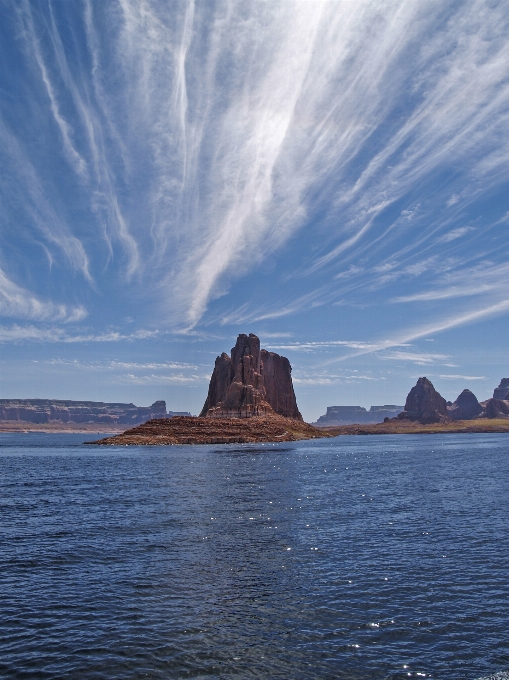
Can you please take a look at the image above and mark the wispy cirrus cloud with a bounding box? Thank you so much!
[0,270,87,323]
[0,324,162,343]
[439,374,486,381]
[2,0,507,419]
[324,297,509,365]
[378,351,450,365]
[2,0,507,333]
[39,358,198,370]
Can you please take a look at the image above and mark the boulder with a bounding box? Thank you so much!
[398,377,449,424]
[447,389,482,420]
[200,333,302,420]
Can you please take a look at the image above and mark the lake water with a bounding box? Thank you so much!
[0,432,508,679]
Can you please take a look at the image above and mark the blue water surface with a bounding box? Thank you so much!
[0,432,508,679]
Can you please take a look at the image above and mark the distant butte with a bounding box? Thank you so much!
[92,334,328,446]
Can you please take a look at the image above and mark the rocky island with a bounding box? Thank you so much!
[92,334,329,445]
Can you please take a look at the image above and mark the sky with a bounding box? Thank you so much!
[1,0,508,421]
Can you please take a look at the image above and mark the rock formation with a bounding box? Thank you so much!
[447,389,483,421]
[0,399,189,426]
[200,333,302,420]
[314,405,404,426]
[91,415,328,446]
[493,378,509,400]
[397,377,449,424]
[481,398,509,418]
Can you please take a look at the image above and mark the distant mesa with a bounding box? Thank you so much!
[315,377,509,429]
[314,405,403,426]
[0,399,190,426]
[200,333,302,420]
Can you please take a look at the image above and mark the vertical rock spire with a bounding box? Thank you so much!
[200,333,302,420]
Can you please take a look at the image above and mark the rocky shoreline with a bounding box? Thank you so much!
[319,418,509,436]
[88,415,330,446]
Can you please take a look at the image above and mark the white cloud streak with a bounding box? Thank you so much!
[326,297,509,364]
[439,374,486,380]
[0,270,87,322]
[2,0,509,333]
[0,325,163,343]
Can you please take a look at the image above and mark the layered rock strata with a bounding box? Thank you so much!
[200,333,302,420]
[0,399,187,426]
[315,405,404,426]
[91,415,327,446]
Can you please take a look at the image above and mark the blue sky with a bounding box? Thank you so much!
[1,0,508,421]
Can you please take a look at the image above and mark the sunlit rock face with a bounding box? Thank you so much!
[398,377,449,424]
[448,389,483,421]
[200,333,302,420]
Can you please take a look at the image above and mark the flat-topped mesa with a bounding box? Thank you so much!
[398,377,449,424]
[200,333,302,420]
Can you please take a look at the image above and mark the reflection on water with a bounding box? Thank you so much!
[0,432,508,679]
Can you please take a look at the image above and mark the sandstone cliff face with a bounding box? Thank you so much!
[447,389,483,421]
[260,349,301,420]
[398,377,449,424]
[200,333,302,420]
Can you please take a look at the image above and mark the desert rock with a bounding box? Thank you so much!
[200,333,302,420]
[90,414,327,446]
[0,398,186,426]
[493,378,509,400]
[398,377,449,424]
[482,398,509,418]
[447,389,483,420]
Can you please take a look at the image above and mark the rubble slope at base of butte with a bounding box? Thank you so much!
[394,377,509,425]
[91,333,329,446]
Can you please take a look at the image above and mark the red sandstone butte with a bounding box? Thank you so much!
[91,333,328,446]
[200,333,302,420]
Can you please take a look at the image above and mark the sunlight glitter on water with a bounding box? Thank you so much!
[0,432,508,679]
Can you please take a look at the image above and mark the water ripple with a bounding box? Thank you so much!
[0,432,508,678]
